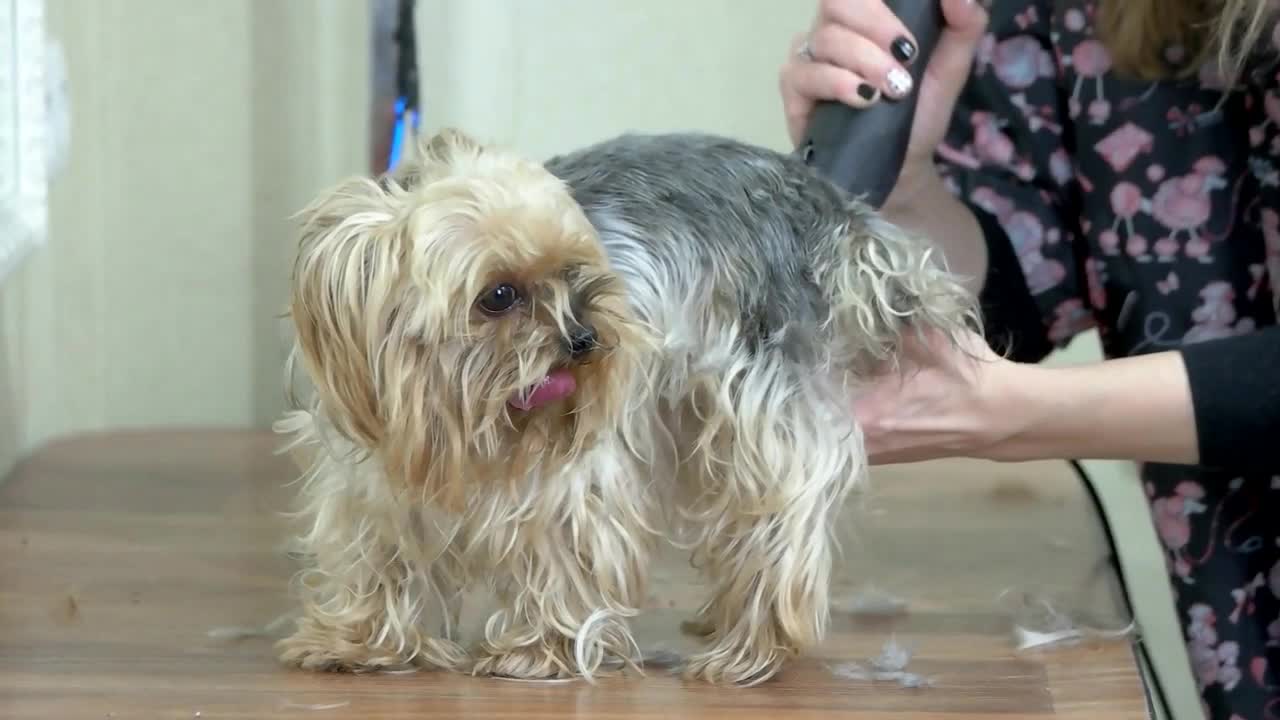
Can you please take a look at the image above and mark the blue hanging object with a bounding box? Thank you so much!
[387,0,419,171]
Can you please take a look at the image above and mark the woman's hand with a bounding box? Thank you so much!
[777,0,988,202]
[853,327,1203,467]
[852,327,1027,465]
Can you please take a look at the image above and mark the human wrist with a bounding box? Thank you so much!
[968,358,1056,463]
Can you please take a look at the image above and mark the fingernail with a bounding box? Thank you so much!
[886,67,913,97]
[891,36,917,63]
[856,83,878,101]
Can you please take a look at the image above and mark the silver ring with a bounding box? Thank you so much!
[796,38,815,61]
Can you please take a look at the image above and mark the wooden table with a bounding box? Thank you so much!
[0,430,1152,719]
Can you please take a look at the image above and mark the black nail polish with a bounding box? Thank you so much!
[856,83,877,100]
[891,36,917,63]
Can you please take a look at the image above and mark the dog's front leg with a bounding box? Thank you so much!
[276,480,470,673]
[468,445,655,681]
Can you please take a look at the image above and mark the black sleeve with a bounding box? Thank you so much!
[968,203,1056,364]
[1179,325,1280,473]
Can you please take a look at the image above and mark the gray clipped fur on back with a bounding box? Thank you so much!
[544,132,909,364]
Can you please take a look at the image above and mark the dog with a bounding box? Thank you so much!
[273,127,978,686]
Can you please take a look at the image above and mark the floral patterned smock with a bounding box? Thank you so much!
[934,1,1280,718]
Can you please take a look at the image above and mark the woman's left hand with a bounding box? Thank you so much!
[852,327,1028,465]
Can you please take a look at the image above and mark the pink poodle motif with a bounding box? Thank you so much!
[1098,160,1226,264]
[1150,157,1229,263]
[988,35,1053,90]
[1062,39,1113,123]
[975,31,1063,134]
[1154,483,1206,552]
[1187,605,1242,692]
[1007,210,1066,293]
[1152,482,1208,582]
[1062,7,1085,32]
[1218,642,1243,691]
[1100,182,1144,257]
[971,111,1015,165]
[1184,282,1257,344]
[967,112,1035,180]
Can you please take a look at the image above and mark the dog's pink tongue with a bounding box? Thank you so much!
[510,369,577,411]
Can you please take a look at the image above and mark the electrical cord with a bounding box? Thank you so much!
[1068,458,1172,720]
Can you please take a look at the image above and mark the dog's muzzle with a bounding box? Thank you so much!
[564,323,598,360]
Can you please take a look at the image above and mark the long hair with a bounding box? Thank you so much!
[1097,0,1276,83]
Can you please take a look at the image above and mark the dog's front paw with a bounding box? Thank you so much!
[277,618,468,673]
[681,644,792,686]
[470,642,576,680]
[277,629,396,673]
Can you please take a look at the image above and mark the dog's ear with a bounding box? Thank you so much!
[416,127,484,166]
[287,177,402,450]
[387,128,486,190]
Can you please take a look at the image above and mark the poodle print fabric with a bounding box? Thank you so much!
[936,2,1279,718]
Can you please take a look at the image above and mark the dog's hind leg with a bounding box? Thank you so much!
[677,358,863,685]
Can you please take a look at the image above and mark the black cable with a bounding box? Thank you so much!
[385,0,419,171]
[394,0,418,112]
[1068,458,1172,719]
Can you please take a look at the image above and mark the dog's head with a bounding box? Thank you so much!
[287,129,645,500]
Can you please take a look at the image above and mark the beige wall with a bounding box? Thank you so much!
[0,0,1102,481]
[0,2,1186,714]
[417,0,815,157]
[0,0,370,478]
[414,0,1106,365]
[0,0,827,478]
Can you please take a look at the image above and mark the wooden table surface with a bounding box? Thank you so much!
[0,430,1151,719]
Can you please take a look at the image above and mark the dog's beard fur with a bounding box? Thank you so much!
[274,128,979,685]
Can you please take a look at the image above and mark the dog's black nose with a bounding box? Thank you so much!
[566,324,598,359]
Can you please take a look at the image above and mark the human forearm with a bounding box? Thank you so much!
[882,169,988,294]
[991,351,1199,465]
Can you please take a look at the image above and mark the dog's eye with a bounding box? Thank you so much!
[477,283,520,314]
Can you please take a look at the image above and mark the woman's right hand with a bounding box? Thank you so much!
[777,0,988,201]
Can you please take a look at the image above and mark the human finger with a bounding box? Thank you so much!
[807,21,915,100]
[924,0,990,112]
[813,0,922,68]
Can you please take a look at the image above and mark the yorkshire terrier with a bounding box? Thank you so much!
[273,128,978,685]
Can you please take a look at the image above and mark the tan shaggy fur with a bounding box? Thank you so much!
[272,129,978,686]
